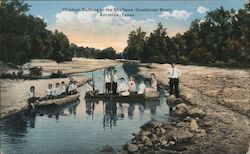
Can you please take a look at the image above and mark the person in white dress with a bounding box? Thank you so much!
[128,76,136,92]
[117,78,130,96]
[137,80,146,94]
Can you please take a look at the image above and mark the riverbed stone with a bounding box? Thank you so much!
[145,139,153,146]
[142,130,151,137]
[187,107,205,117]
[167,129,194,142]
[142,136,150,143]
[167,94,176,102]
[127,144,139,152]
[190,119,199,131]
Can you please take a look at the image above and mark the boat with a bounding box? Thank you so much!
[85,91,160,101]
[35,93,80,107]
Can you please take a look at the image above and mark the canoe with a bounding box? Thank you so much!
[35,93,80,107]
[85,91,160,101]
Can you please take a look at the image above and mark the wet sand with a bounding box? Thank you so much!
[135,63,250,153]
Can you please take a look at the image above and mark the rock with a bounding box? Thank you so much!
[184,92,192,99]
[168,129,194,142]
[161,140,168,145]
[195,129,207,137]
[169,141,175,145]
[176,103,188,110]
[127,144,139,152]
[142,136,150,143]
[142,130,151,137]
[100,145,114,152]
[161,128,166,134]
[152,133,158,141]
[145,139,153,146]
[190,119,199,131]
[167,94,176,102]
[188,107,205,117]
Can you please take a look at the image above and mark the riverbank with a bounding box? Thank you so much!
[121,63,250,153]
[0,58,121,119]
[29,58,121,76]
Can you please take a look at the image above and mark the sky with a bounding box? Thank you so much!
[26,0,247,52]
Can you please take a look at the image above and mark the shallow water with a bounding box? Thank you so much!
[0,64,170,154]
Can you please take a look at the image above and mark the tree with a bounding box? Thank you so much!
[98,47,117,59]
[123,27,146,60]
[142,23,168,63]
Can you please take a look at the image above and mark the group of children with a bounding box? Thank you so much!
[27,79,78,103]
[104,69,158,96]
[45,80,78,98]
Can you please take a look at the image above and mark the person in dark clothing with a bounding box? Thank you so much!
[168,63,181,98]
[112,70,118,94]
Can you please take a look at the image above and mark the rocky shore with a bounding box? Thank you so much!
[118,63,250,154]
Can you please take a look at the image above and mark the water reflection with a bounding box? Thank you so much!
[84,99,162,129]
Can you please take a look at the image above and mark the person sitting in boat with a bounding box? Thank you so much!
[68,80,78,95]
[85,79,97,96]
[137,80,146,94]
[128,76,136,93]
[145,73,157,93]
[112,69,118,94]
[60,81,66,95]
[27,86,39,108]
[117,78,130,96]
[104,69,112,94]
[46,84,53,98]
[52,82,62,97]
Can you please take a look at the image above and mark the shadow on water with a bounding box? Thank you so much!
[0,63,171,154]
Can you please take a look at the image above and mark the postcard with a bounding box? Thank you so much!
[0,0,249,153]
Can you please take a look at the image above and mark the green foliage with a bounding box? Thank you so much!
[98,47,117,59]
[0,0,73,64]
[190,48,214,64]
[29,67,42,77]
[123,27,146,60]
[123,4,250,67]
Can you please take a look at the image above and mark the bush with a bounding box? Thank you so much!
[29,67,42,77]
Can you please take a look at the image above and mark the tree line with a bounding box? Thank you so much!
[0,0,120,65]
[123,3,250,67]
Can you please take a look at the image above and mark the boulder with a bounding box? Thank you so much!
[167,95,176,102]
[187,107,205,117]
[190,119,199,131]
[142,136,150,143]
[176,103,188,110]
[167,129,194,142]
[127,144,139,152]
[145,139,153,146]
[169,141,175,145]
[141,130,151,137]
